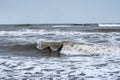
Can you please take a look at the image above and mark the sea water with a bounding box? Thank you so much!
[0,24,120,80]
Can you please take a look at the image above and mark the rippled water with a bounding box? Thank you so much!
[0,24,120,80]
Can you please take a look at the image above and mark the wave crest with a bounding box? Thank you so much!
[37,41,120,55]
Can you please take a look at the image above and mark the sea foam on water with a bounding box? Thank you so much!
[37,41,120,55]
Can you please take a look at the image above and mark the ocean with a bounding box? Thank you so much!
[0,24,120,80]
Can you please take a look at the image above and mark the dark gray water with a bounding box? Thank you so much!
[0,24,120,80]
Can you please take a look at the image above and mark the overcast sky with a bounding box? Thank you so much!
[0,0,120,24]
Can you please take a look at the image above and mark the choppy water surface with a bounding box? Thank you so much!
[0,24,120,80]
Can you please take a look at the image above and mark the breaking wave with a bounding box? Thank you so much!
[37,41,120,56]
[99,24,120,27]
[0,29,86,37]
[0,29,120,37]
[3,40,120,56]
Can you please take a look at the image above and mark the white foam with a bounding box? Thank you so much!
[0,29,46,36]
[60,42,120,55]
[0,29,118,37]
[1,29,120,47]
[0,55,120,80]
[99,24,120,27]
[0,29,100,37]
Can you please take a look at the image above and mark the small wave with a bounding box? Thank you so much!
[51,25,73,27]
[1,28,120,37]
[0,29,47,36]
[0,29,98,37]
[99,24,120,27]
[37,41,120,56]
[51,24,98,27]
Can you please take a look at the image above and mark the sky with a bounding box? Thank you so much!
[0,0,120,24]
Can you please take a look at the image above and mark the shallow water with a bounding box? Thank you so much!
[0,24,120,80]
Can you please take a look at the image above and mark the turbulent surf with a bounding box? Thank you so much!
[0,24,120,80]
[37,41,120,55]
